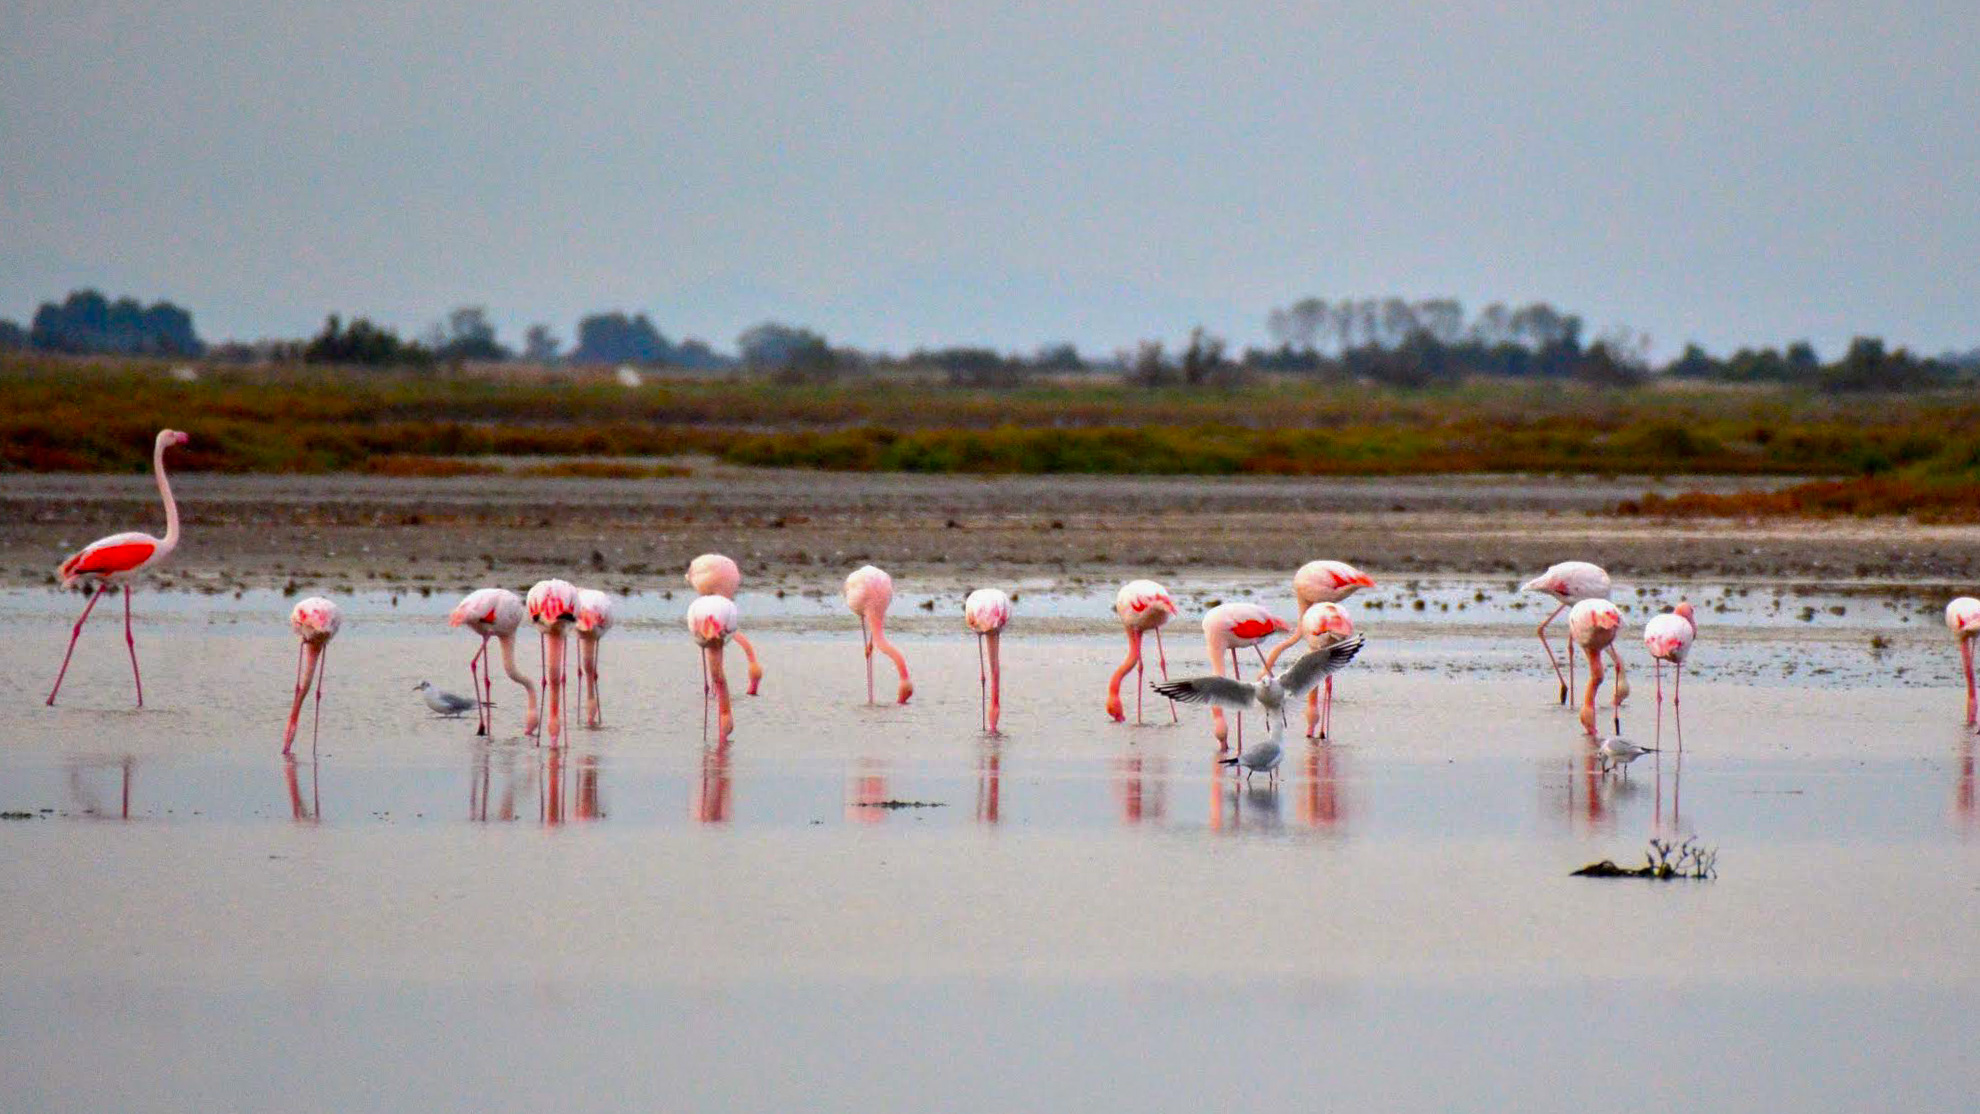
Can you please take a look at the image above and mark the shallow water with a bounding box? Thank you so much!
[3,581,1977,1112]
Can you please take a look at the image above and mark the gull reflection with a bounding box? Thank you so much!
[1210,757,1283,834]
[975,740,1002,825]
[695,743,732,824]
[67,755,135,821]
[1297,743,1345,832]
[1115,752,1168,826]
[284,757,320,823]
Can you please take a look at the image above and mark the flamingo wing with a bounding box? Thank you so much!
[59,533,159,583]
[1281,635,1365,697]
[1151,675,1257,710]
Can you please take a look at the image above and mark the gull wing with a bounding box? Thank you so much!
[1281,635,1365,697]
[1151,675,1257,710]
[438,692,478,713]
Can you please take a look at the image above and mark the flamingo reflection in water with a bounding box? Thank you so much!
[67,755,135,820]
[537,747,603,826]
[975,741,1002,824]
[1114,753,1168,825]
[695,744,733,824]
[284,758,320,823]
[847,758,889,824]
[468,745,525,823]
[1297,744,1344,831]
[1209,758,1284,834]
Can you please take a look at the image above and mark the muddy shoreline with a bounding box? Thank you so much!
[5,467,1978,590]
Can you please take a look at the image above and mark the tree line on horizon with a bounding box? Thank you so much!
[4,287,1975,393]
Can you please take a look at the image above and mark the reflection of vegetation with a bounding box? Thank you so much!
[3,357,1976,499]
[1574,838,1718,879]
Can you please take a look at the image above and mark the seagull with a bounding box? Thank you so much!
[1154,636,1365,747]
[414,681,478,718]
[1220,735,1285,784]
[1598,736,1658,775]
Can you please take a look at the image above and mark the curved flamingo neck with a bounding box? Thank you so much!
[154,435,180,553]
[1108,628,1143,694]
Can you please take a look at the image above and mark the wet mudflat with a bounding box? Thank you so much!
[2,580,1977,1112]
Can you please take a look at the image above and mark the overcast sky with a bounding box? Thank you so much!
[3,1,1975,358]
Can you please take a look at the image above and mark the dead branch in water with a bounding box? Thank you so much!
[1573,837,1717,879]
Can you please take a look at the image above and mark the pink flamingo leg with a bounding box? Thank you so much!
[1579,646,1603,738]
[535,632,547,744]
[122,585,143,707]
[312,642,328,755]
[733,632,763,696]
[1537,603,1568,705]
[1674,662,1684,750]
[700,643,711,741]
[471,637,488,736]
[282,641,321,756]
[1653,659,1664,749]
[709,645,733,743]
[46,583,110,706]
[978,632,988,733]
[861,615,875,706]
[1306,688,1321,739]
[985,629,1002,736]
[1231,647,1243,754]
[1155,627,1176,723]
[1964,638,1977,726]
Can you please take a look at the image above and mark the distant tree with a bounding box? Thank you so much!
[1822,336,1942,393]
[670,339,735,370]
[1033,343,1084,372]
[0,318,25,352]
[1181,326,1243,388]
[571,312,672,364]
[1570,342,1646,388]
[303,314,432,367]
[737,321,836,381]
[1122,340,1172,387]
[1665,342,1717,379]
[429,306,511,362]
[1785,340,1819,377]
[29,289,203,356]
[522,324,561,363]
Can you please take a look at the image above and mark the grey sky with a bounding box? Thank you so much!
[3,1,1975,359]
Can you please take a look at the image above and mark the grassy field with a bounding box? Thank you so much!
[7,355,1979,516]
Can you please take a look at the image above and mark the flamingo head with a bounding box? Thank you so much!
[1674,601,1696,624]
[157,429,190,450]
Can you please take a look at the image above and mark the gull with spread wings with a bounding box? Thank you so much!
[1154,635,1366,777]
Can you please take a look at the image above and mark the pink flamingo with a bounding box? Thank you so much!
[1261,560,1374,665]
[525,579,579,746]
[686,554,765,695]
[1200,601,1293,750]
[1643,601,1697,746]
[1523,561,1628,706]
[575,588,614,728]
[687,594,739,743]
[1263,601,1358,739]
[46,428,189,707]
[282,597,341,756]
[447,588,539,737]
[1568,598,1624,738]
[1106,579,1178,725]
[845,564,912,705]
[1948,597,1980,726]
[964,588,1012,734]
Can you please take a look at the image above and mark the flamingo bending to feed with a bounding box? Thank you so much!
[1643,601,1697,745]
[1567,598,1624,738]
[46,428,189,707]
[575,588,614,728]
[282,597,341,755]
[447,588,539,737]
[1262,560,1374,666]
[687,554,764,695]
[964,588,1012,734]
[845,565,912,705]
[1949,597,1980,726]
[1106,579,1178,725]
[526,579,579,746]
[687,594,739,743]
[1200,602,1293,749]
[1262,602,1359,739]
[1523,561,1629,706]
[1157,637,1366,780]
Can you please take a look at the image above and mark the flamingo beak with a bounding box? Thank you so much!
[1354,574,1376,588]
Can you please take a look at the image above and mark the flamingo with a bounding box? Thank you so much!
[687,594,739,743]
[46,428,189,707]
[525,579,579,746]
[447,588,539,737]
[1568,598,1624,738]
[1261,560,1374,665]
[964,588,1011,734]
[1200,602,1293,749]
[1523,561,1629,706]
[575,588,614,728]
[1262,601,1359,739]
[282,597,341,756]
[1643,601,1697,746]
[686,554,764,695]
[1157,637,1366,781]
[1106,579,1179,725]
[845,565,912,705]
[1948,597,1980,726]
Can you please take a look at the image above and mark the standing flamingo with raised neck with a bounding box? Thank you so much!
[845,565,912,705]
[687,554,765,695]
[1523,561,1628,706]
[282,597,341,756]
[1263,601,1358,739]
[1262,561,1374,669]
[574,588,614,728]
[964,588,1012,734]
[46,428,189,707]
[447,588,539,737]
[1106,579,1178,724]
[1568,598,1624,738]
[687,594,739,743]
[1200,602,1293,750]
[526,579,579,746]
[1643,601,1697,746]
[1948,597,1980,727]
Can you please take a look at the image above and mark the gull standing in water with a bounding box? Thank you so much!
[1599,736,1658,776]
[414,681,477,717]
[1156,636,1366,769]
